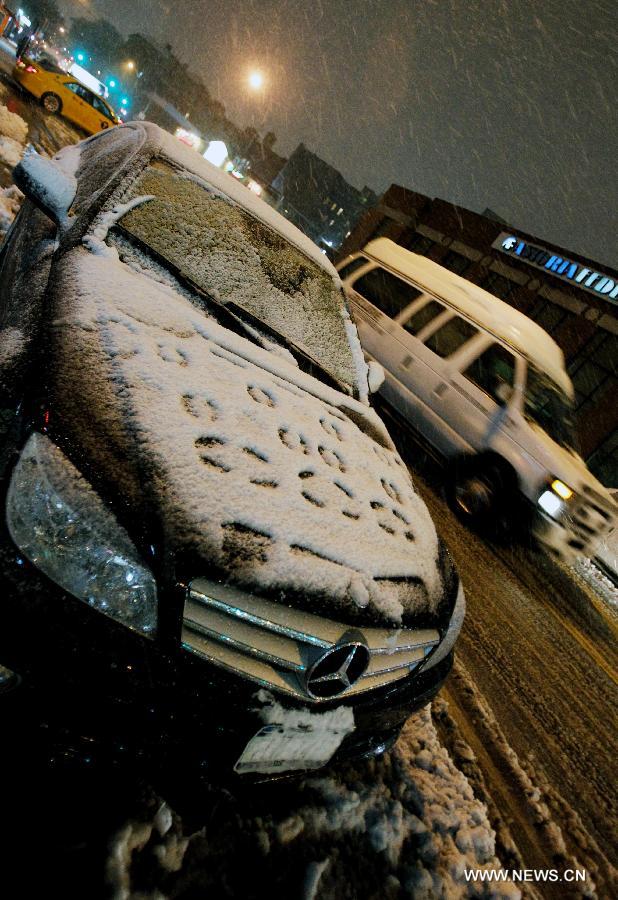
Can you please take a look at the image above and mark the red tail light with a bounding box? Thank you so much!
[25,65,38,74]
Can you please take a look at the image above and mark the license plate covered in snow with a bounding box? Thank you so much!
[235,706,355,775]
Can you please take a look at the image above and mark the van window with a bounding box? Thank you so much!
[424,315,478,358]
[463,343,516,405]
[338,257,368,280]
[402,298,445,336]
[353,267,422,318]
[525,366,577,451]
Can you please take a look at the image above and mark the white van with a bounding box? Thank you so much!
[337,238,616,561]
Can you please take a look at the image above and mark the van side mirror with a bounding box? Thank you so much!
[13,151,77,225]
[367,360,385,394]
[494,380,514,406]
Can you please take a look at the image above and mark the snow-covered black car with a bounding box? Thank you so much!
[0,123,464,779]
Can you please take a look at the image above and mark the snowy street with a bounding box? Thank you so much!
[0,40,616,900]
[394,429,618,897]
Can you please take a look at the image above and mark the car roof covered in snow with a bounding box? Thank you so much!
[118,121,340,279]
[347,238,572,396]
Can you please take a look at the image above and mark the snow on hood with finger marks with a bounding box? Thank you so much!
[50,246,442,624]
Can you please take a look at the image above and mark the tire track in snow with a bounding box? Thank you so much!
[406,466,618,896]
[439,661,615,898]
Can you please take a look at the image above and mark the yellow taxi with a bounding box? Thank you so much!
[13,58,120,135]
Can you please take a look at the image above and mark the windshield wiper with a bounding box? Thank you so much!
[223,298,350,394]
[114,225,351,395]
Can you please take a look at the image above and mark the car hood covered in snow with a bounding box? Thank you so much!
[48,245,446,626]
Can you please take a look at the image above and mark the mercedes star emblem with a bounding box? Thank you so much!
[305,642,371,699]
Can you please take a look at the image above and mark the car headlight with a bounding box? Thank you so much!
[423,581,465,671]
[6,432,157,636]
[538,478,575,519]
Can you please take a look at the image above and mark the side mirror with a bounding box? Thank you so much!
[494,379,514,406]
[13,151,77,225]
[367,359,385,394]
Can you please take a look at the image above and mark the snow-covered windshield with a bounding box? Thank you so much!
[115,161,359,393]
[524,365,578,451]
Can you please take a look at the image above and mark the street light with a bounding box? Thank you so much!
[124,60,136,72]
[248,70,264,90]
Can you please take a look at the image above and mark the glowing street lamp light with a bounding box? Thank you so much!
[108,79,116,88]
[248,70,264,90]
[124,60,136,72]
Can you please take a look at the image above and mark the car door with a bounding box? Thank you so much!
[445,338,519,454]
[91,94,115,132]
[75,86,103,133]
[61,82,91,128]
[396,310,483,455]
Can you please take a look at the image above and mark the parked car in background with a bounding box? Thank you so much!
[337,238,616,561]
[23,50,65,74]
[13,57,119,134]
[0,125,464,779]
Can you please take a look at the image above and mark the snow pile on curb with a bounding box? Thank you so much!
[290,708,520,899]
[106,707,519,899]
[572,556,618,612]
[0,184,23,238]
[0,103,28,143]
[0,103,28,167]
[106,802,189,900]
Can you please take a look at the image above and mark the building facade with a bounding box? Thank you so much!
[338,187,617,486]
[272,144,376,253]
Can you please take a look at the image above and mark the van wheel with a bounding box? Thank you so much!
[41,92,62,114]
[447,456,514,529]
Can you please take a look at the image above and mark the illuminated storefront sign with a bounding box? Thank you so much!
[493,232,618,302]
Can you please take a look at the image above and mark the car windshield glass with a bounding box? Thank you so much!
[524,365,578,451]
[115,162,359,393]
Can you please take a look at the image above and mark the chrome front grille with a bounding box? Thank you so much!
[568,488,616,551]
[182,577,440,702]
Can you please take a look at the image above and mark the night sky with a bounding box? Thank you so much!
[58,0,616,267]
